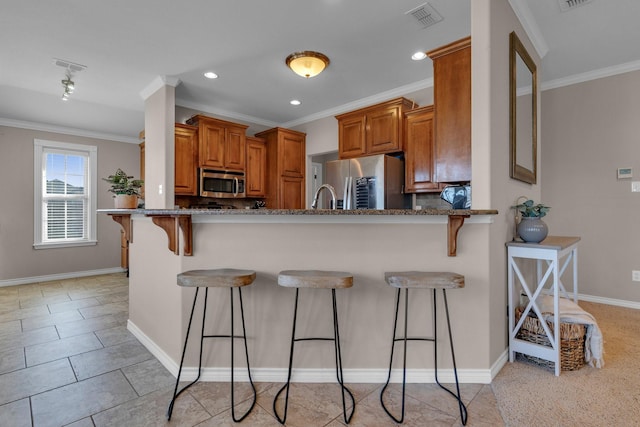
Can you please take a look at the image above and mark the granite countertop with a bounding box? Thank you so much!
[99,208,498,216]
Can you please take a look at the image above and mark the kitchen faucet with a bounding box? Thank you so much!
[311,184,337,210]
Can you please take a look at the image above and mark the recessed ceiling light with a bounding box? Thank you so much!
[411,51,427,61]
[290,99,301,106]
[204,71,218,79]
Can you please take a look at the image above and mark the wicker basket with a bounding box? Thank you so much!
[515,306,586,371]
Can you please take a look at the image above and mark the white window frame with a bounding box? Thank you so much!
[33,139,98,249]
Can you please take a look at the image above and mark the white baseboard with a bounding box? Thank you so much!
[577,293,640,310]
[127,319,494,384]
[491,349,509,380]
[0,267,126,287]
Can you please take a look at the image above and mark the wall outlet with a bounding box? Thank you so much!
[633,271,640,282]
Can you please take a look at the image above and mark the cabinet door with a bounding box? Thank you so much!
[246,137,266,197]
[279,175,305,209]
[224,125,246,171]
[430,37,472,183]
[367,105,401,154]
[199,121,225,169]
[338,114,366,159]
[405,107,442,192]
[175,124,198,195]
[280,132,305,177]
[139,141,145,199]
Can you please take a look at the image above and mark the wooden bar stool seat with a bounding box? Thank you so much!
[167,268,257,423]
[380,271,468,425]
[273,270,355,425]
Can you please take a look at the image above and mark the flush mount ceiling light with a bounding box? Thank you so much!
[203,71,218,79]
[286,51,330,78]
[290,99,301,106]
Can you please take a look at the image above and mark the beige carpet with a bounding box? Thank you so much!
[491,301,640,426]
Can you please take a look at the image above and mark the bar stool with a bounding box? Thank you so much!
[380,271,468,425]
[273,270,356,425]
[167,268,257,422]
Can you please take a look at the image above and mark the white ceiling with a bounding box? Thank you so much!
[1,0,639,143]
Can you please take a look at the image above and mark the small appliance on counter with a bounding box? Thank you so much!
[440,184,471,209]
[324,154,408,210]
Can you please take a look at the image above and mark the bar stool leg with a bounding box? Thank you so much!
[167,287,208,420]
[380,288,406,423]
[273,288,300,424]
[331,289,355,424]
[433,289,468,426]
[230,287,257,422]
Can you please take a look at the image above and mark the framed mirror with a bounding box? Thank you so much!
[509,31,537,184]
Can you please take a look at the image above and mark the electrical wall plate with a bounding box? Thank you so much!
[617,167,632,179]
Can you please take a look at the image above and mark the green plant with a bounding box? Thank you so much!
[512,199,550,218]
[102,168,143,196]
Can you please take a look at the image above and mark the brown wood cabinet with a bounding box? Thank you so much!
[427,36,472,184]
[139,124,199,196]
[174,123,199,195]
[187,115,248,172]
[245,136,267,198]
[254,127,306,209]
[404,105,446,193]
[335,97,417,159]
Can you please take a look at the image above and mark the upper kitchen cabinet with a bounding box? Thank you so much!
[186,114,248,172]
[427,36,471,184]
[174,123,199,196]
[404,105,445,193]
[335,97,417,159]
[245,136,267,198]
[138,124,199,196]
[254,127,306,209]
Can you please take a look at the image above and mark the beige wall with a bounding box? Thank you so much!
[542,70,640,303]
[0,125,140,281]
[471,0,542,364]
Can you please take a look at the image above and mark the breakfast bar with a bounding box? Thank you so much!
[101,208,498,385]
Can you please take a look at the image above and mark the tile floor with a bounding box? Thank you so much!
[0,273,505,426]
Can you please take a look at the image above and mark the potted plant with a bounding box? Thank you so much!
[103,168,143,209]
[512,198,550,243]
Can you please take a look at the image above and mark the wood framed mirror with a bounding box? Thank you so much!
[509,31,537,184]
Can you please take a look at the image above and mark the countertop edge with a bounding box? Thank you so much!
[98,208,499,216]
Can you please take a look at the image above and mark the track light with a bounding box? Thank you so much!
[61,74,75,100]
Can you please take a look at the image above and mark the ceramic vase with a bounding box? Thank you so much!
[114,194,138,209]
[517,217,548,243]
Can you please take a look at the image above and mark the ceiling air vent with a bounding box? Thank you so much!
[557,0,594,12]
[405,3,443,29]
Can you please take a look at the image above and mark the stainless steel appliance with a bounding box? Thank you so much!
[324,154,407,209]
[199,169,246,198]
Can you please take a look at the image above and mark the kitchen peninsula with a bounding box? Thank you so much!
[102,207,499,384]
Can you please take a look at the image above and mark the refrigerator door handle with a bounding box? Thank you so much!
[343,177,349,210]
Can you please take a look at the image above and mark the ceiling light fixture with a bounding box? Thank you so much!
[411,51,427,61]
[61,74,75,101]
[290,99,301,106]
[286,51,330,78]
[204,71,218,79]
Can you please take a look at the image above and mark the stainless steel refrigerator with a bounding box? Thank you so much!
[324,154,407,209]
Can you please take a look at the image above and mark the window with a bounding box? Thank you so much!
[34,139,97,249]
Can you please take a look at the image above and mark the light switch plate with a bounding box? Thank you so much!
[632,182,640,192]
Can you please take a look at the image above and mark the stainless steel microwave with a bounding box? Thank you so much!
[199,169,246,198]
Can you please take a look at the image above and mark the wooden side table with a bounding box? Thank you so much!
[506,236,580,376]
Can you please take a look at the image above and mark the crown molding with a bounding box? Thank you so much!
[0,117,139,144]
[508,0,549,59]
[175,99,279,128]
[139,76,181,101]
[541,59,640,91]
[281,77,433,129]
